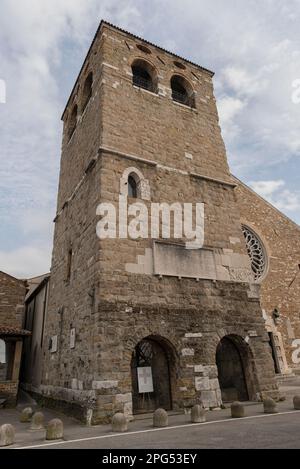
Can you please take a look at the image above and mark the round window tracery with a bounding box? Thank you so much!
[242,225,267,281]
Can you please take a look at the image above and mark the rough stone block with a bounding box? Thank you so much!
[0,424,15,447]
[30,412,45,431]
[153,408,168,428]
[293,396,300,410]
[46,419,64,440]
[263,397,278,414]
[201,390,220,408]
[191,405,206,423]
[209,378,220,390]
[231,402,245,418]
[20,407,33,423]
[195,377,210,391]
[112,413,128,432]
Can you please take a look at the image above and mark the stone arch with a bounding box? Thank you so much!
[130,334,179,414]
[170,74,196,108]
[120,167,151,200]
[81,71,93,113]
[131,57,159,93]
[67,103,78,141]
[216,334,258,402]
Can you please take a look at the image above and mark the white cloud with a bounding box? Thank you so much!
[249,180,285,199]
[1,0,300,277]
[0,245,52,279]
[0,0,142,278]
[249,180,300,214]
[217,96,246,142]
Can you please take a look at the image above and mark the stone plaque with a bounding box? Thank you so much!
[153,242,216,280]
[137,367,154,394]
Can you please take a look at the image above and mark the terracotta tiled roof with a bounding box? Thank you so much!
[0,326,31,337]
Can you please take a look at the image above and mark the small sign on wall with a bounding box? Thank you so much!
[50,335,58,353]
[137,367,154,394]
[70,328,76,349]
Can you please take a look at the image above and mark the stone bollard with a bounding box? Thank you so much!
[46,419,64,440]
[20,407,33,423]
[111,413,128,433]
[231,402,245,418]
[153,408,168,428]
[0,424,15,447]
[263,397,278,414]
[293,396,300,410]
[191,405,206,424]
[30,412,45,431]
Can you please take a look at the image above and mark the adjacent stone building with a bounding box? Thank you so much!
[235,178,300,377]
[33,21,280,424]
[21,274,50,392]
[0,271,29,407]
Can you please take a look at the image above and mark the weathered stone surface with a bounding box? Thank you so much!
[195,377,210,391]
[46,419,64,440]
[191,405,206,423]
[0,271,26,406]
[153,409,168,428]
[111,413,128,432]
[0,424,15,447]
[30,412,45,430]
[293,396,300,410]
[36,21,280,426]
[20,407,33,423]
[263,398,278,414]
[237,180,300,375]
[231,402,245,418]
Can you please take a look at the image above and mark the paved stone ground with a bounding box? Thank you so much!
[0,379,300,449]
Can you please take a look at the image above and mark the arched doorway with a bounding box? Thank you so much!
[131,337,172,414]
[216,336,249,402]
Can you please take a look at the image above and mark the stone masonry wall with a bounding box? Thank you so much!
[236,178,300,371]
[41,23,278,423]
[0,271,26,328]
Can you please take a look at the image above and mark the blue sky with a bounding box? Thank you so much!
[0,0,300,278]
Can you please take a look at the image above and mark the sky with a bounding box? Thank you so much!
[0,0,300,278]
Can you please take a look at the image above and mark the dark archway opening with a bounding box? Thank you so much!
[131,337,172,414]
[128,174,138,198]
[131,59,157,93]
[216,336,249,402]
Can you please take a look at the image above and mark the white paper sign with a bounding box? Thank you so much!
[137,367,154,393]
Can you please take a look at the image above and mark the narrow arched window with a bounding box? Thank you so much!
[82,72,93,112]
[128,175,138,198]
[171,75,195,108]
[132,59,157,93]
[68,104,78,141]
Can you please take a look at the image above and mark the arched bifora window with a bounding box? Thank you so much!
[171,75,195,108]
[68,104,78,141]
[82,72,93,112]
[131,59,157,93]
[128,173,139,198]
[242,225,268,281]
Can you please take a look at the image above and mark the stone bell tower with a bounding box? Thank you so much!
[40,21,278,424]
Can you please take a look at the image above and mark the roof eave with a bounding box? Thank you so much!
[61,20,215,120]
